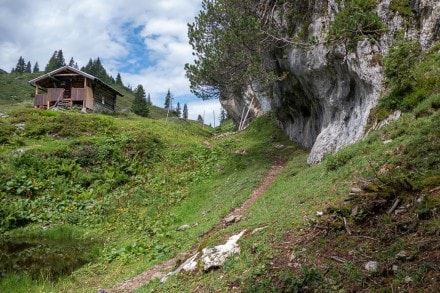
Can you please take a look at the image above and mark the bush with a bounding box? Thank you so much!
[329,0,386,49]
[380,41,440,112]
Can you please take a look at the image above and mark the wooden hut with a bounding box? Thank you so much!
[29,66,123,112]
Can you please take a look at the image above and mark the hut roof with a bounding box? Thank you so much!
[29,65,123,96]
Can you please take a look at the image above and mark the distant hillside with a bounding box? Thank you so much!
[0,72,40,105]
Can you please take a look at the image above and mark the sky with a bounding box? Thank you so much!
[0,0,222,126]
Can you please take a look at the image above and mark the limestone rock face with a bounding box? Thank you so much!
[222,0,440,163]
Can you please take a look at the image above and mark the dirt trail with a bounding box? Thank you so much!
[108,154,286,293]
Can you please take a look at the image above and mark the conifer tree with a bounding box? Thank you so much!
[14,56,26,73]
[33,62,40,73]
[25,61,32,73]
[56,50,66,67]
[176,102,182,117]
[147,93,152,105]
[116,73,123,86]
[197,114,204,124]
[219,108,228,124]
[45,50,65,72]
[183,104,188,120]
[131,84,149,117]
[68,57,77,68]
[164,89,172,109]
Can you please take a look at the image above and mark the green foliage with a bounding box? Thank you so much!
[45,50,66,72]
[164,89,171,109]
[389,0,413,18]
[131,84,149,117]
[329,0,386,49]
[185,0,273,100]
[380,41,440,111]
[81,57,112,84]
[325,148,357,171]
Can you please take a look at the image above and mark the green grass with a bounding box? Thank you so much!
[0,107,295,292]
[0,102,438,292]
[141,105,439,292]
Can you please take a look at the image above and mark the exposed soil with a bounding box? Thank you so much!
[108,153,287,293]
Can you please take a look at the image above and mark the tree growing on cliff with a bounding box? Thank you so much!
[185,0,274,101]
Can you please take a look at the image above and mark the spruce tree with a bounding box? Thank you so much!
[131,84,149,117]
[176,102,182,117]
[183,104,188,120]
[197,114,204,124]
[25,61,32,73]
[68,57,76,68]
[56,50,66,67]
[116,73,123,86]
[147,93,152,105]
[45,50,65,72]
[15,56,26,73]
[219,108,227,124]
[33,62,40,73]
[164,89,172,109]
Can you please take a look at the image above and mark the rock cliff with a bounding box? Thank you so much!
[220,0,439,164]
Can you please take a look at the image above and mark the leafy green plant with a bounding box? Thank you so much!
[325,148,356,171]
[390,0,413,18]
[380,41,440,112]
[328,0,386,49]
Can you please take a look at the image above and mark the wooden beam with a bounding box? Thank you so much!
[54,74,80,77]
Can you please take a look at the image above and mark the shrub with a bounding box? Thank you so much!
[380,41,440,112]
[329,0,386,49]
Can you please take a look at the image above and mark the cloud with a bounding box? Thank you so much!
[0,0,221,122]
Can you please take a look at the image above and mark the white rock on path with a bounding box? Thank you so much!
[201,230,246,271]
[161,230,247,283]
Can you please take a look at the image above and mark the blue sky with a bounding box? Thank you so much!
[0,0,222,125]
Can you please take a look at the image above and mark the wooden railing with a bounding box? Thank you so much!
[34,94,46,106]
[47,88,65,102]
[71,88,87,101]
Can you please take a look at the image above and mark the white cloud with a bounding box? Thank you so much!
[0,0,203,105]
[0,0,223,124]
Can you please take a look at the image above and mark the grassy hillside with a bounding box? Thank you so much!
[0,56,438,291]
[0,101,438,292]
[0,106,296,292]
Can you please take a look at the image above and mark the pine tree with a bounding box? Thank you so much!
[115,73,123,86]
[219,108,228,124]
[164,89,172,109]
[197,114,204,124]
[131,84,149,117]
[81,57,111,83]
[68,57,76,68]
[176,102,182,117]
[147,93,152,105]
[45,50,65,72]
[14,56,26,73]
[56,50,66,67]
[33,62,40,73]
[25,61,32,73]
[183,104,188,120]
